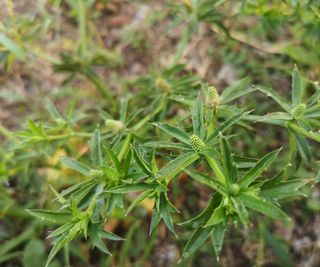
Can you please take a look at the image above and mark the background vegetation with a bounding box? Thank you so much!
[0,1,319,267]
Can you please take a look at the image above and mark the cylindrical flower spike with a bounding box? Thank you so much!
[155,77,171,93]
[190,134,205,153]
[291,103,306,119]
[207,86,220,110]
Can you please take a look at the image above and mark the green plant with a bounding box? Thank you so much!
[1,1,320,266]
[11,65,315,266]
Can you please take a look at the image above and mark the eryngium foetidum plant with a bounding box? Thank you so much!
[24,67,319,266]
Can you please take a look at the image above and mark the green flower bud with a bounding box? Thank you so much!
[190,134,205,153]
[56,118,66,126]
[229,183,240,196]
[155,77,171,93]
[105,119,124,133]
[291,103,306,119]
[89,169,104,178]
[183,0,193,12]
[206,86,220,109]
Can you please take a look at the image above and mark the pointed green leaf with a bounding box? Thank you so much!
[91,129,102,166]
[126,190,152,215]
[153,123,190,144]
[48,222,74,239]
[158,152,199,181]
[239,148,282,188]
[293,133,311,163]
[230,197,249,225]
[45,237,67,267]
[192,94,205,139]
[27,209,72,224]
[60,157,91,176]
[149,209,162,234]
[255,85,291,113]
[306,87,320,107]
[182,226,214,258]
[221,77,252,104]
[211,223,225,259]
[106,183,155,194]
[292,65,302,107]
[206,112,247,144]
[123,148,132,177]
[237,193,289,220]
[100,230,124,241]
[161,208,176,235]
[179,194,222,227]
[205,205,225,227]
[104,146,121,174]
[0,32,26,61]
[220,136,237,183]
[49,185,66,204]
[45,98,64,122]
[143,141,191,150]
[261,180,309,200]
[132,146,152,175]
[186,170,227,196]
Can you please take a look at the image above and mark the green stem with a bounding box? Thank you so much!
[205,155,226,185]
[288,122,320,142]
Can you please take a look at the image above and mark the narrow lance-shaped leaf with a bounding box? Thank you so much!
[179,194,222,226]
[220,136,236,184]
[192,94,205,139]
[239,148,282,188]
[45,98,64,122]
[158,152,199,182]
[206,112,247,144]
[211,223,225,260]
[106,183,156,194]
[60,156,91,176]
[237,193,289,220]
[153,123,191,145]
[0,32,26,61]
[261,179,309,200]
[306,87,320,107]
[186,170,228,196]
[160,195,176,235]
[91,129,102,166]
[292,65,302,107]
[104,145,121,174]
[182,226,214,258]
[132,146,152,175]
[255,85,291,113]
[143,141,191,150]
[45,237,68,267]
[293,133,311,163]
[220,77,252,104]
[205,205,225,227]
[27,210,72,224]
[150,209,162,234]
[126,190,152,215]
